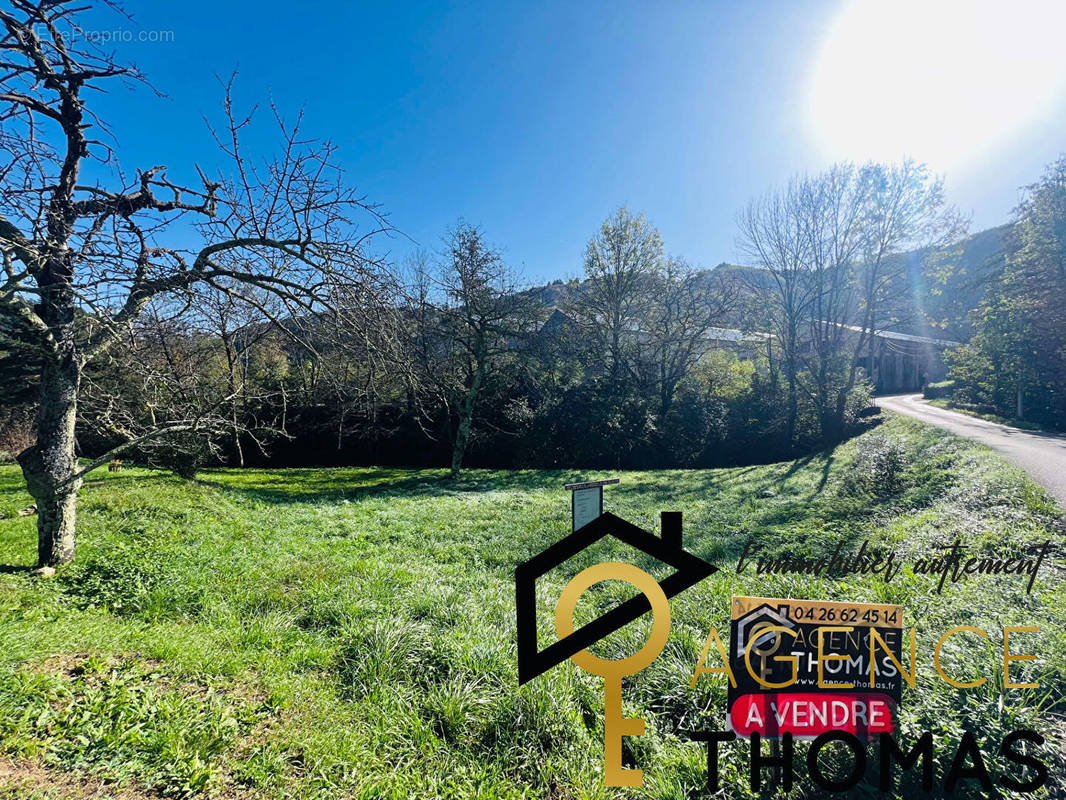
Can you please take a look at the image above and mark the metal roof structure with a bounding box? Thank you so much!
[837,323,960,347]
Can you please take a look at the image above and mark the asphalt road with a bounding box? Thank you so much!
[876,393,1066,508]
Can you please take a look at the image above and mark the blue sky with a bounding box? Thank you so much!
[76,1,1066,282]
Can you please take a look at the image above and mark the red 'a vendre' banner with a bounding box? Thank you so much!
[727,597,905,739]
[729,692,896,738]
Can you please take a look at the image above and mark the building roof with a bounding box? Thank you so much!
[704,326,772,343]
[839,324,960,347]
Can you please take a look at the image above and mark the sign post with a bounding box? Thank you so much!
[564,478,619,532]
[727,596,904,739]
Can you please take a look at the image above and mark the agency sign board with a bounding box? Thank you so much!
[727,596,905,739]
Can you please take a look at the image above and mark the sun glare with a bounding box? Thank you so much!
[808,0,1066,169]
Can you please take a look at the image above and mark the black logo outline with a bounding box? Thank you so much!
[515,511,717,684]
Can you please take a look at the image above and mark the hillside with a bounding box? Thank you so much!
[914,224,1008,340]
[530,225,1010,342]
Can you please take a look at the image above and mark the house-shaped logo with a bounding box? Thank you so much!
[733,602,795,658]
[515,510,717,685]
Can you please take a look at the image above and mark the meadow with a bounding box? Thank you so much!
[0,415,1062,799]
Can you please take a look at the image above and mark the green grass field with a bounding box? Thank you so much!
[0,415,1063,798]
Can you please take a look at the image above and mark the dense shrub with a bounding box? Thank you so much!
[139,432,216,479]
[923,379,955,400]
[839,432,909,497]
[843,380,874,426]
[65,338,886,472]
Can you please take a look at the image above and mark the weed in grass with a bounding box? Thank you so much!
[0,654,272,798]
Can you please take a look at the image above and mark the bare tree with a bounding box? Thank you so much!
[0,2,390,566]
[292,274,407,453]
[432,223,541,478]
[403,249,450,435]
[192,285,281,467]
[77,307,245,478]
[797,164,867,441]
[846,161,967,412]
[645,257,738,418]
[738,184,811,445]
[804,161,965,439]
[740,161,964,443]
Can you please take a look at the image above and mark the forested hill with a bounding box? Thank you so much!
[915,224,1008,340]
[530,224,1009,343]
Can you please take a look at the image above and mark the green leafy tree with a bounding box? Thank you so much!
[568,207,665,388]
[952,156,1066,425]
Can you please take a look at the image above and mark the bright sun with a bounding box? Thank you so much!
[808,0,1066,169]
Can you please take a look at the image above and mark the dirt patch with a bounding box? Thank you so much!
[7,652,281,798]
[27,652,113,678]
[27,652,269,705]
[0,757,157,799]
[0,757,271,799]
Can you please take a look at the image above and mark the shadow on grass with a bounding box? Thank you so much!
[777,453,816,484]
[193,467,592,505]
[815,451,836,495]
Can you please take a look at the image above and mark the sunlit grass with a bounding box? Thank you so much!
[0,415,1062,798]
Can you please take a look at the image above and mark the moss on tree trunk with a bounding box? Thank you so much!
[18,347,82,567]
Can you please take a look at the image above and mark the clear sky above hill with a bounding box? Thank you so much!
[78,1,1066,282]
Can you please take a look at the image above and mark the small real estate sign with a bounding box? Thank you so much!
[572,487,601,531]
[727,596,904,739]
[565,478,619,532]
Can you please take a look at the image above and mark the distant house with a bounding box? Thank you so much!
[702,323,959,392]
[534,311,771,360]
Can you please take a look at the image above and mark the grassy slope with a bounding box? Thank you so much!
[0,415,1062,799]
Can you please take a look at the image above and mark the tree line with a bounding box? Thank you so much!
[945,156,1066,429]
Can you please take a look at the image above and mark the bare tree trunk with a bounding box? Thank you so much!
[450,408,472,479]
[659,359,671,419]
[233,425,245,467]
[827,390,848,444]
[784,332,798,448]
[610,320,622,388]
[18,345,82,567]
[786,374,797,447]
[222,335,245,467]
[450,362,485,479]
